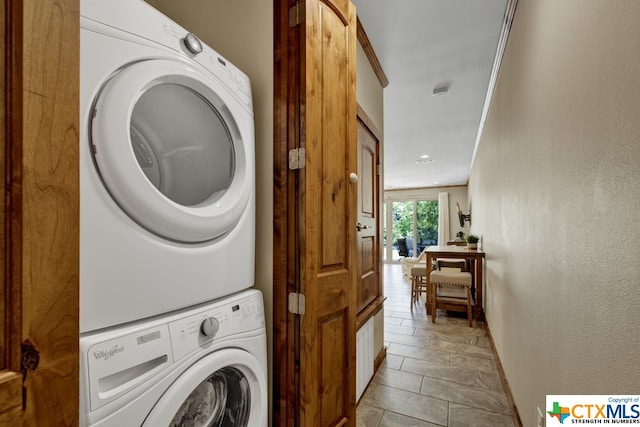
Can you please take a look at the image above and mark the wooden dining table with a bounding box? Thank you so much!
[424,246,486,320]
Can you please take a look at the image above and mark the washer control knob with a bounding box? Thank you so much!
[200,317,219,337]
[184,33,203,55]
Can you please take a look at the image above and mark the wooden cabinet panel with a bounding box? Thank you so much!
[318,309,348,426]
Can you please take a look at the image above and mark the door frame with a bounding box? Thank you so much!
[273,0,300,425]
[1,0,80,424]
[354,105,384,328]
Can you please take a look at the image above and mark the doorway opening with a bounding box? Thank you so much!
[383,199,438,262]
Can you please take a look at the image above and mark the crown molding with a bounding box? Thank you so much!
[357,17,389,88]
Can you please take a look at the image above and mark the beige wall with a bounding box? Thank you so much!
[355,31,386,368]
[356,42,384,132]
[469,1,640,426]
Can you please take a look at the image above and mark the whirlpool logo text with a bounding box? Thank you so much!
[93,344,125,361]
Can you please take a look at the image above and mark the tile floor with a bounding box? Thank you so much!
[356,263,516,427]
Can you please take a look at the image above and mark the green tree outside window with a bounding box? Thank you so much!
[391,200,439,253]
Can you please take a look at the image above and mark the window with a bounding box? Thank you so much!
[416,200,439,251]
[384,199,439,262]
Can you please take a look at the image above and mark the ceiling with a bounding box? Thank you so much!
[352,0,509,190]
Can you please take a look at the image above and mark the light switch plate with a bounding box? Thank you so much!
[537,406,545,427]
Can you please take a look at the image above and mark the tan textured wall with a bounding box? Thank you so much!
[356,42,384,132]
[469,1,640,426]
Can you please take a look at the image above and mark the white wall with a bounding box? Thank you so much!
[469,1,640,426]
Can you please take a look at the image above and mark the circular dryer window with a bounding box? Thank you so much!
[130,83,235,207]
[90,59,253,243]
[143,349,267,427]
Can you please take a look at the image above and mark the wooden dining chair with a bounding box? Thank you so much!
[410,265,428,308]
[429,267,473,327]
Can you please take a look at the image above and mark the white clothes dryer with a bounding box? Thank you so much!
[80,289,267,427]
[80,0,255,332]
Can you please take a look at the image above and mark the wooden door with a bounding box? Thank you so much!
[356,115,380,313]
[0,0,79,425]
[300,0,357,425]
[273,0,357,425]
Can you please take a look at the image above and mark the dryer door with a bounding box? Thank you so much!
[142,348,267,427]
[90,59,253,243]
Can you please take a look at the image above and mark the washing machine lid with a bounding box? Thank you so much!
[143,348,266,427]
[90,59,253,243]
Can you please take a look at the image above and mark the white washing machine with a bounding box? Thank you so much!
[80,0,255,332]
[80,289,267,426]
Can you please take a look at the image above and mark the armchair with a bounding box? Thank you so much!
[396,237,414,257]
[400,246,427,277]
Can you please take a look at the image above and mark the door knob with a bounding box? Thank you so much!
[349,173,358,184]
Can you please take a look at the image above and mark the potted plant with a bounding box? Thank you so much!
[466,234,480,249]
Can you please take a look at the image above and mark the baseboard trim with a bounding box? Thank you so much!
[373,345,387,374]
[485,321,523,427]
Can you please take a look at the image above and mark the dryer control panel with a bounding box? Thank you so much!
[168,291,265,361]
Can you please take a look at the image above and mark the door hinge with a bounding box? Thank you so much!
[288,147,306,170]
[288,292,306,315]
[289,2,305,27]
[376,164,381,176]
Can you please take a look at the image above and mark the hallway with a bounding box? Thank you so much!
[356,264,516,427]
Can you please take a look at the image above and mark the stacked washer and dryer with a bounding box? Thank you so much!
[79,0,267,425]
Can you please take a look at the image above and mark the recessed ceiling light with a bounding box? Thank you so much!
[416,158,435,165]
[432,85,449,96]
[433,181,440,184]
[420,154,430,158]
